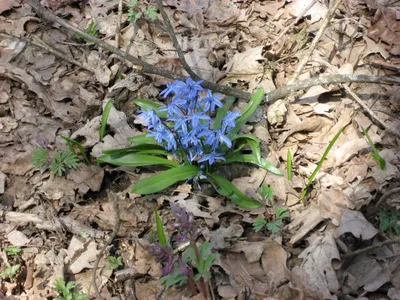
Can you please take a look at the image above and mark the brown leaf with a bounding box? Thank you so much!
[335,209,378,240]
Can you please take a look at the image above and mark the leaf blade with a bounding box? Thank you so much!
[98,153,179,168]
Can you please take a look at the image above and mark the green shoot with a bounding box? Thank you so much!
[377,209,400,233]
[0,265,20,280]
[362,127,386,170]
[108,256,123,270]
[50,151,80,176]
[4,246,21,256]
[253,207,290,233]
[128,0,158,23]
[301,127,344,200]
[53,278,90,300]
[100,99,113,142]
[31,147,47,168]
[75,20,98,41]
[154,208,167,246]
[60,136,90,165]
[287,148,293,180]
[257,183,274,201]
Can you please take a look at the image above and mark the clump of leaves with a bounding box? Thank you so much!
[253,207,290,233]
[53,278,89,300]
[108,256,123,270]
[148,205,217,297]
[362,127,386,170]
[0,265,20,280]
[128,0,158,23]
[75,20,98,41]
[31,148,80,176]
[4,246,21,256]
[377,209,400,234]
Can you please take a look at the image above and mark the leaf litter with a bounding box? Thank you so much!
[0,0,400,299]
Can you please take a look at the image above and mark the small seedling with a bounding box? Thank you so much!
[362,127,386,170]
[258,183,274,201]
[128,0,158,23]
[253,207,290,233]
[53,278,89,300]
[31,147,47,169]
[377,209,400,233]
[107,256,123,270]
[4,246,21,256]
[31,147,80,176]
[75,20,98,41]
[301,127,344,200]
[0,265,20,280]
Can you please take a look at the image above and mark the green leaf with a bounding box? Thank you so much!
[128,134,158,145]
[154,208,167,246]
[159,268,187,290]
[276,207,290,219]
[31,147,47,168]
[207,174,262,209]
[107,256,123,269]
[379,217,390,232]
[287,148,293,180]
[128,0,138,7]
[100,99,113,142]
[145,5,158,20]
[214,96,235,130]
[232,88,264,134]
[224,154,282,175]
[267,219,283,233]
[253,218,267,232]
[60,136,90,165]
[362,127,386,170]
[230,134,262,164]
[132,165,200,195]
[98,153,179,168]
[258,183,274,201]
[4,246,21,256]
[102,144,166,156]
[133,99,167,118]
[301,127,344,200]
[0,264,20,279]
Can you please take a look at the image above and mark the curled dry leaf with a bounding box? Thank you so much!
[335,209,378,240]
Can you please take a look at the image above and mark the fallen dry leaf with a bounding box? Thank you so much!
[335,209,378,240]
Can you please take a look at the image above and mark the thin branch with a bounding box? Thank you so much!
[115,0,124,47]
[289,0,343,84]
[155,0,199,79]
[28,0,400,104]
[92,192,121,300]
[341,237,400,258]
[311,57,400,138]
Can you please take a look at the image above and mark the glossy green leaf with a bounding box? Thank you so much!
[224,154,282,175]
[102,144,164,155]
[133,99,167,118]
[230,134,262,164]
[214,96,236,130]
[100,99,113,141]
[287,148,293,180]
[60,136,90,164]
[232,88,264,134]
[128,134,158,145]
[207,174,262,209]
[132,165,200,194]
[301,127,344,200]
[154,208,167,246]
[98,153,179,168]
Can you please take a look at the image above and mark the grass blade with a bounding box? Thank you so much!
[287,148,292,180]
[100,99,113,141]
[98,153,179,168]
[60,136,90,164]
[154,208,167,246]
[362,127,386,170]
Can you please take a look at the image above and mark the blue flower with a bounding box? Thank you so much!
[159,82,176,99]
[198,151,226,165]
[136,109,160,129]
[222,110,241,132]
[190,111,210,128]
[201,90,223,112]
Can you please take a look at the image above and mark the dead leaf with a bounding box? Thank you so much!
[211,224,244,249]
[7,230,30,247]
[230,241,265,263]
[335,209,378,240]
[0,0,18,14]
[261,241,288,287]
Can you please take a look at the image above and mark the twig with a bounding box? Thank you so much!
[92,192,121,300]
[341,237,400,258]
[311,57,400,138]
[155,0,199,79]
[289,0,343,84]
[27,0,400,103]
[270,0,316,46]
[115,0,124,48]
[0,33,94,73]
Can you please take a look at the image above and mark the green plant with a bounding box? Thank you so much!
[149,205,217,297]
[53,278,89,300]
[258,183,274,201]
[98,79,282,209]
[0,265,20,280]
[31,147,80,176]
[127,0,158,23]
[287,148,293,180]
[253,207,290,233]
[100,99,113,142]
[377,209,400,233]
[75,20,98,41]
[60,136,90,165]
[301,127,344,200]
[362,127,386,170]
[107,256,123,270]
[4,246,21,256]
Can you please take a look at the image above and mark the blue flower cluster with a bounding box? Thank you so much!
[137,78,241,167]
